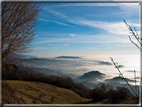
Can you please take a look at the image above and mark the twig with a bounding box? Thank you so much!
[129,36,140,49]
[133,28,141,45]
[110,57,139,97]
[134,27,140,40]
[123,20,141,49]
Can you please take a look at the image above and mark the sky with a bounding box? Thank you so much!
[28,2,140,58]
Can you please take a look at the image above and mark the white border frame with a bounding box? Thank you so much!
[1,0,141,107]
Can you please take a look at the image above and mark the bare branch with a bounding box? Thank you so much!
[134,27,140,40]
[2,3,41,59]
[128,36,140,49]
[110,57,139,97]
[123,20,141,49]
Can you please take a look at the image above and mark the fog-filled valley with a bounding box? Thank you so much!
[6,54,140,94]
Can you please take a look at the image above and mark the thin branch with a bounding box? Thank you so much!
[110,57,139,97]
[129,36,140,49]
[133,29,141,45]
[123,20,132,31]
[134,27,140,40]
[123,20,141,48]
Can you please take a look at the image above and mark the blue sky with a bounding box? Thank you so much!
[29,3,140,58]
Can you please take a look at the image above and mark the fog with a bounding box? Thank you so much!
[15,54,140,87]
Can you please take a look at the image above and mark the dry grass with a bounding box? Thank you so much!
[3,80,138,104]
[2,80,92,104]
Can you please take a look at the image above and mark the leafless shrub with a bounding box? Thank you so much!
[90,83,131,103]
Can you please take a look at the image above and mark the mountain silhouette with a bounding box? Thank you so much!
[105,76,136,82]
[77,71,105,81]
[55,56,81,59]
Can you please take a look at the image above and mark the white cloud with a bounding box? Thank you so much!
[70,34,76,36]
[43,8,139,36]
[34,33,131,45]
[47,44,53,46]
[44,7,68,19]
[64,44,70,46]
[39,18,70,26]
[47,3,139,7]
[53,21,69,26]
[78,20,139,35]
[46,2,139,13]
[39,4,140,45]
[33,47,45,49]
[33,38,74,44]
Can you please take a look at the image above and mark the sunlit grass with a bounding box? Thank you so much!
[3,80,92,104]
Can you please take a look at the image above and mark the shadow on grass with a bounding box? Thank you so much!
[74,100,95,104]
[74,99,111,104]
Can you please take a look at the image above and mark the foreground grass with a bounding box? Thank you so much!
[2,80,93,104]
[2,80,139,104]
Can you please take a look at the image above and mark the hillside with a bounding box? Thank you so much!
[77,71,105,81]
[2,80,92,104]
[2,62,139,104]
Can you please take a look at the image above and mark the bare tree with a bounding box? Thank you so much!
[2,2,41,59]
[110,20,141,98]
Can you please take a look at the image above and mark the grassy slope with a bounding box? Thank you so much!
[2,80,139,104]
[2,80,92,104]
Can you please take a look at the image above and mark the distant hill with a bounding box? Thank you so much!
[105,76,136,83]
[77,71,105,81]
[117,65,124,68]
[30,58,50,60]
[55,56,82,59]
[94,60,112,65]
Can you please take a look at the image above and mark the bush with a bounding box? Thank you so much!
[116,86,131,99]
